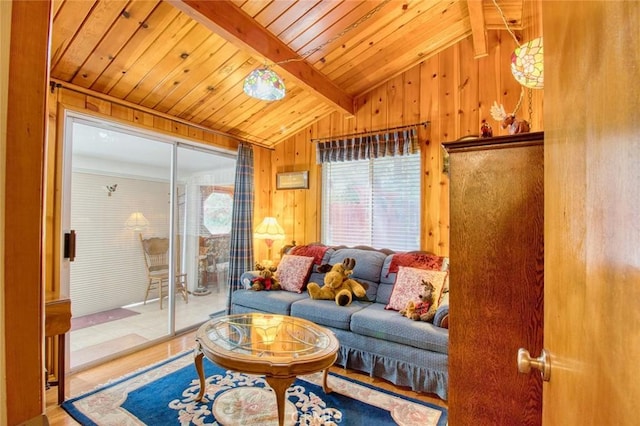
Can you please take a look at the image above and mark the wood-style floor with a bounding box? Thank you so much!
[46,330,448,425]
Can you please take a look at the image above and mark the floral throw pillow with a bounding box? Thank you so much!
[276,254,315,293]
[386,266,448,312]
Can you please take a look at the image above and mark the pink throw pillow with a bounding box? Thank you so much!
[386,266,448,311]
[276,254,314,293]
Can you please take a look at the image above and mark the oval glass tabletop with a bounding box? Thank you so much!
[197,313,334,359]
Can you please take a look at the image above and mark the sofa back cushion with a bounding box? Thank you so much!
[326,248,388,301]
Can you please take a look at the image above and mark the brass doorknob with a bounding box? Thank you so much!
[517,348,551,381]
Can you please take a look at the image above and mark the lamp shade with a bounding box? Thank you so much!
[254,217,285,245]
[511,37,544,89]
[243,68,286,101]
[125,212,149,231]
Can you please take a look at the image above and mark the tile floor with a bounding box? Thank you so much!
[69,288,228,371]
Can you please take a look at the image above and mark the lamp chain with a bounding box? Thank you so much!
[512,87,525,116]
[274,0,393,66]
[492,0,521,47]
[528,88,534,128]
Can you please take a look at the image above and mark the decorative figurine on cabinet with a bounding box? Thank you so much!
[480,120,493,138]
[490,101,530,135]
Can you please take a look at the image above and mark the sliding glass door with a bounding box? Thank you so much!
[63,113,235,371]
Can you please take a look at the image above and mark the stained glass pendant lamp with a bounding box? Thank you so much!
[243,67,286,101]
[511,37,544,89]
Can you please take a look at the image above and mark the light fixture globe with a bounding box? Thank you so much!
[243,68,286,101]
[511,37,544,89]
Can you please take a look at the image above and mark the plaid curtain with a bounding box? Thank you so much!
[226,143,254,313]
[316,127,419,164]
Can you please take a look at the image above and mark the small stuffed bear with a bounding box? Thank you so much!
[250,264,281,291]
[399,280,437,322]
[307,258,367,306]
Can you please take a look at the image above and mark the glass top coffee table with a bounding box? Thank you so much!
[194,313,339,426]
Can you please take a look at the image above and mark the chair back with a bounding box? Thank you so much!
[140,235,169,273]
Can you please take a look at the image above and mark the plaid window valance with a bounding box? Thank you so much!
[315,127,419,164]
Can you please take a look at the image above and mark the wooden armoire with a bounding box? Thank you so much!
[443,132,544,425]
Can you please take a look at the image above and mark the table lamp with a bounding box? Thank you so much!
[254,217,285,266]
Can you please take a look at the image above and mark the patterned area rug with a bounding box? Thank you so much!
[62,351,447,425]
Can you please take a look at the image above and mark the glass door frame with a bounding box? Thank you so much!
[61,109,235,370]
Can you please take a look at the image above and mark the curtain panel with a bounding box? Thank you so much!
[315,127,419,164]
[226,143,254,313]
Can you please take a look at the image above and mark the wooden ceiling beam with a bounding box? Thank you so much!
[170,0,355,115]
[467,0,489,58]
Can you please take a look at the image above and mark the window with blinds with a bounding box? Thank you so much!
[321,154,421,251]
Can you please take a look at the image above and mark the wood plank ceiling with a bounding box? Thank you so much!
[50,0,525,147]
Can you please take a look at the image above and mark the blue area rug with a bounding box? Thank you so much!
[62,351,447,425]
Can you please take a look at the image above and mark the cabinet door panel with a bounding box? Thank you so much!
[445,133,544,426]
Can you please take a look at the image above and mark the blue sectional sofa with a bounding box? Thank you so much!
[231,244,450,400]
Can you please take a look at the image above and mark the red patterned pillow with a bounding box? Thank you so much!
[290,244,330,265]
[276,254,315,293]
[387,253,445,276]
[386,266,448,312]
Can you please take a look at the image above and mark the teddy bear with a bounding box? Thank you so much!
[250,263,281,291]
[307,258,367,306]
[399,280,437,322]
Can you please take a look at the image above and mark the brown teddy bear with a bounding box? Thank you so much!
[250,264,281,291]
[399,280,437,322]
[307,258,367,306]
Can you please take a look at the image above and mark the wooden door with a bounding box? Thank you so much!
[446,132,544,426]
[542,2,640,424]
[4,1,52,423]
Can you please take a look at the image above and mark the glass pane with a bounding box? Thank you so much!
[174,145,236,330]
[69,120,173,370]
[322,155,420,251]
[372,156,421,250]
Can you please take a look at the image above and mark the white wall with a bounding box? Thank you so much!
[70,172,170,316]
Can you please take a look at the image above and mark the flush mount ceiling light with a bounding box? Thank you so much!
[243,67,286,101]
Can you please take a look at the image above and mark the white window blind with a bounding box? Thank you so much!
[321,154,421,251]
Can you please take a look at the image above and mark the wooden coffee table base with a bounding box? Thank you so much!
[193,314,339,426]
[194,349,333,426]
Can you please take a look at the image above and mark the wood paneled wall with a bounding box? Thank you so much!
[263,26,544,258]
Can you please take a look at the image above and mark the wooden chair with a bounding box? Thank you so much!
[139,234,188,309]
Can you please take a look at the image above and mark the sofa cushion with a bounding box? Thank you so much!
[231,289,308,315]
[290,298,369,331]
[350,303,449,354]
[276,254,314,293]
[326,248,388,300]
[386,266,448,312]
